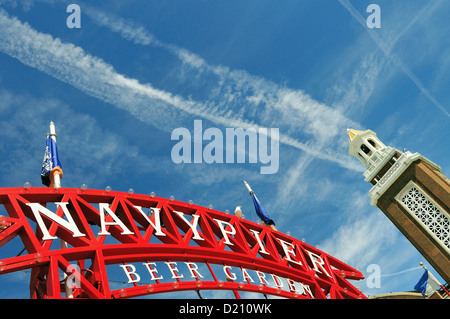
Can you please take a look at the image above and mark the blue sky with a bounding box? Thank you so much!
[0,0,449,299]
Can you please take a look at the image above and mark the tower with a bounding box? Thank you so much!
[347,129,450,282]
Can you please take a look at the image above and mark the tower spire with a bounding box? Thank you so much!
[347,128,387,170]
[346,128,362,142]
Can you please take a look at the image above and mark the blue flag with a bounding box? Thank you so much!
[41,136,62,186]
[414,270,441,297]
[251,193,275,226]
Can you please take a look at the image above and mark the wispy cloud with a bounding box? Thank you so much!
[338,0,449,118]
[325,52,386,118]
[83,5,159,46]
[84,4,362,141]
[0,8,363,173]
[81,4,366,188]
[320,208,397,267]
[74,4,370,220]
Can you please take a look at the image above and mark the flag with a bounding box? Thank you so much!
[251,192,275,226]
[414,270,442,297]
[41,135,62,187]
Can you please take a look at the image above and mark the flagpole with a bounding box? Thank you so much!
[420,262,450,297]
[49,121,61,189]
[420,262,427,272]
[49,122,71,297]
[243,180,253,195]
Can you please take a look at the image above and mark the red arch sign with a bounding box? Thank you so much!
[0,187,366,299]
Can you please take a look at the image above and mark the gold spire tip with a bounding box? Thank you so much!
[347,128,362,142]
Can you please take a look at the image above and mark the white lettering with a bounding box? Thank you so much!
[165,261,184,279]
[213,219,236,246]
[242,268,255,283]
[255,270,270,285]
[26,202,85,241]
[277,238,302,266]
[305,250,332,278]
[185,262,205,279]
[143,262,163,281]
[118,261,316,299]
[271,273,284,288]
[23,197,340,294]
[300,282,314,297]
[249,229,270,255]
[180,303,213,316]
[133,206,166,237]
[119,264,140,283]
[174,211,204,241]
[98,203,134,236]
[287,278,297,292]
[223,265,237,281]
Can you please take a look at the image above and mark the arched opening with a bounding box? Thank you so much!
[360,144,371,155]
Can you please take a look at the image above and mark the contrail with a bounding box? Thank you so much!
[338,0,449,118]
[0,9,362,172]
[84,5,364,169]
[380,266,422,278]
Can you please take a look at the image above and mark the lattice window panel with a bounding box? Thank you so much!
[401,186,450,249]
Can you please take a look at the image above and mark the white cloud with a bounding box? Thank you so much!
[80,7,361,139]
[338,0,450,119]
[85,7,366,173]
[0,8,363,174]
[83,5,158,46]
[320,210,397,267]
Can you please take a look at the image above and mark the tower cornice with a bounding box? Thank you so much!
[368,151,441,206]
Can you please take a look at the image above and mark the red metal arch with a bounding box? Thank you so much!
[0,187,366,299]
